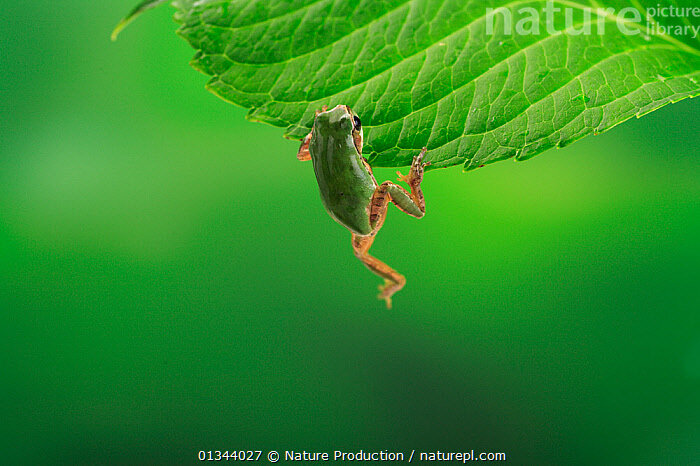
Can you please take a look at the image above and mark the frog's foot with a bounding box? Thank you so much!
[396,147,430,188]
[315,105,329,116]
[389,148,429,219]
[352,233,406,309]
[377,279,404,309]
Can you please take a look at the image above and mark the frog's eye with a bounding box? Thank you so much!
[353,115,362,132]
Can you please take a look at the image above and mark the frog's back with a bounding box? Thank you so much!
[310,127,376,236]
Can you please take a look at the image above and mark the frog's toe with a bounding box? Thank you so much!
[377,286,393,309]
[414,147,428,165]
[377,280,401,309]
[396,170,409,183]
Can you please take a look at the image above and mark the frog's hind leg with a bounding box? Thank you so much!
[366,149,428,225]
[352,233,406,309]
[369,179,425,226]
[394,148,429,217]
[359,163,427,308]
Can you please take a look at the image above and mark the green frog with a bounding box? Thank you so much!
[297,105,429,308]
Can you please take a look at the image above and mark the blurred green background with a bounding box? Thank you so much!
[2,1,699,464]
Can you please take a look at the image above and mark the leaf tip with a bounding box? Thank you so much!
[111,20,129,41]
[111,0,168,41]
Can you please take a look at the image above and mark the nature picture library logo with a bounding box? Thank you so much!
[485,1,700,39]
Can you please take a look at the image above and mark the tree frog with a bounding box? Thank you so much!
[297,105,429,308]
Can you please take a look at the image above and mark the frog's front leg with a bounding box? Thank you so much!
[297,132,312,161]
[352,233,406,309]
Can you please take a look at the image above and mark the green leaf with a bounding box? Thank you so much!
[112,0,169,41]
[140,1,700,169]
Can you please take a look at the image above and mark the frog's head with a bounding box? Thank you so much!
[314,104,363,154]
